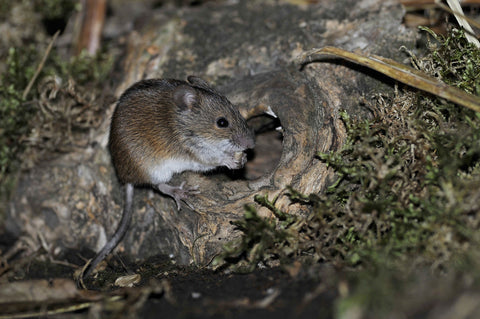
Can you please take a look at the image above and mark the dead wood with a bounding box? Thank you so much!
[4,0,418,268]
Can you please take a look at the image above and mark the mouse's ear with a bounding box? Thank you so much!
[173,85,197,111]
[187,76,212,90]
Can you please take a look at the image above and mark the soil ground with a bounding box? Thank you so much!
[1,253,337,319]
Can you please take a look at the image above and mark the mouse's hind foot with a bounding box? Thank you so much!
[155,182,199,209]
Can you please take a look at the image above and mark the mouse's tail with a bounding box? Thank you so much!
[83,183,134,278]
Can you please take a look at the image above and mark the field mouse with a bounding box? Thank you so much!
[83,76,255,278]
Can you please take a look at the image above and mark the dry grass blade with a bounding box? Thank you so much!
[441,0,480,47]
[300,46,480,113]
[22,30,60,100]
[401,0,480,10]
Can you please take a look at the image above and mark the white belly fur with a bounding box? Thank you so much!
[147,158,216,184]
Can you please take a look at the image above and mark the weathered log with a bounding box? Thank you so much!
[5,0,417,267]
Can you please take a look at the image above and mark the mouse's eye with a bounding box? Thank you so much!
[216,117,229,128]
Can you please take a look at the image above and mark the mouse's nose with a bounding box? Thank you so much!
[237,133,255,150]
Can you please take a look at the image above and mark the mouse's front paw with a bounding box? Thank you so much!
[224,151,247,169]
[234,151,247,167]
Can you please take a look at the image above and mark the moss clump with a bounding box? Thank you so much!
[417,27,480,95]
[218,197,301,271]
[0,47,113,194]
[33,0,76,21]
[0,46,39,197]
[0,2,114,214]
[0,0,75,21]
[219,27,480,277]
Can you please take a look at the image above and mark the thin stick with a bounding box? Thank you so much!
[22,30,60,100]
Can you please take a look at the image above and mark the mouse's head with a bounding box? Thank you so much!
[173,76,255,169]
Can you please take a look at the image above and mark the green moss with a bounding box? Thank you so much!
[33,0,76,20]
[58,50,114,85]
[419,27,480,95]
[220,27,480,278]
[215,198,301,271]
[0,2,10,19]
[215,29,480,318]
[212,24,480,317]
[0,47,39,193]
[0,0,114,212]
